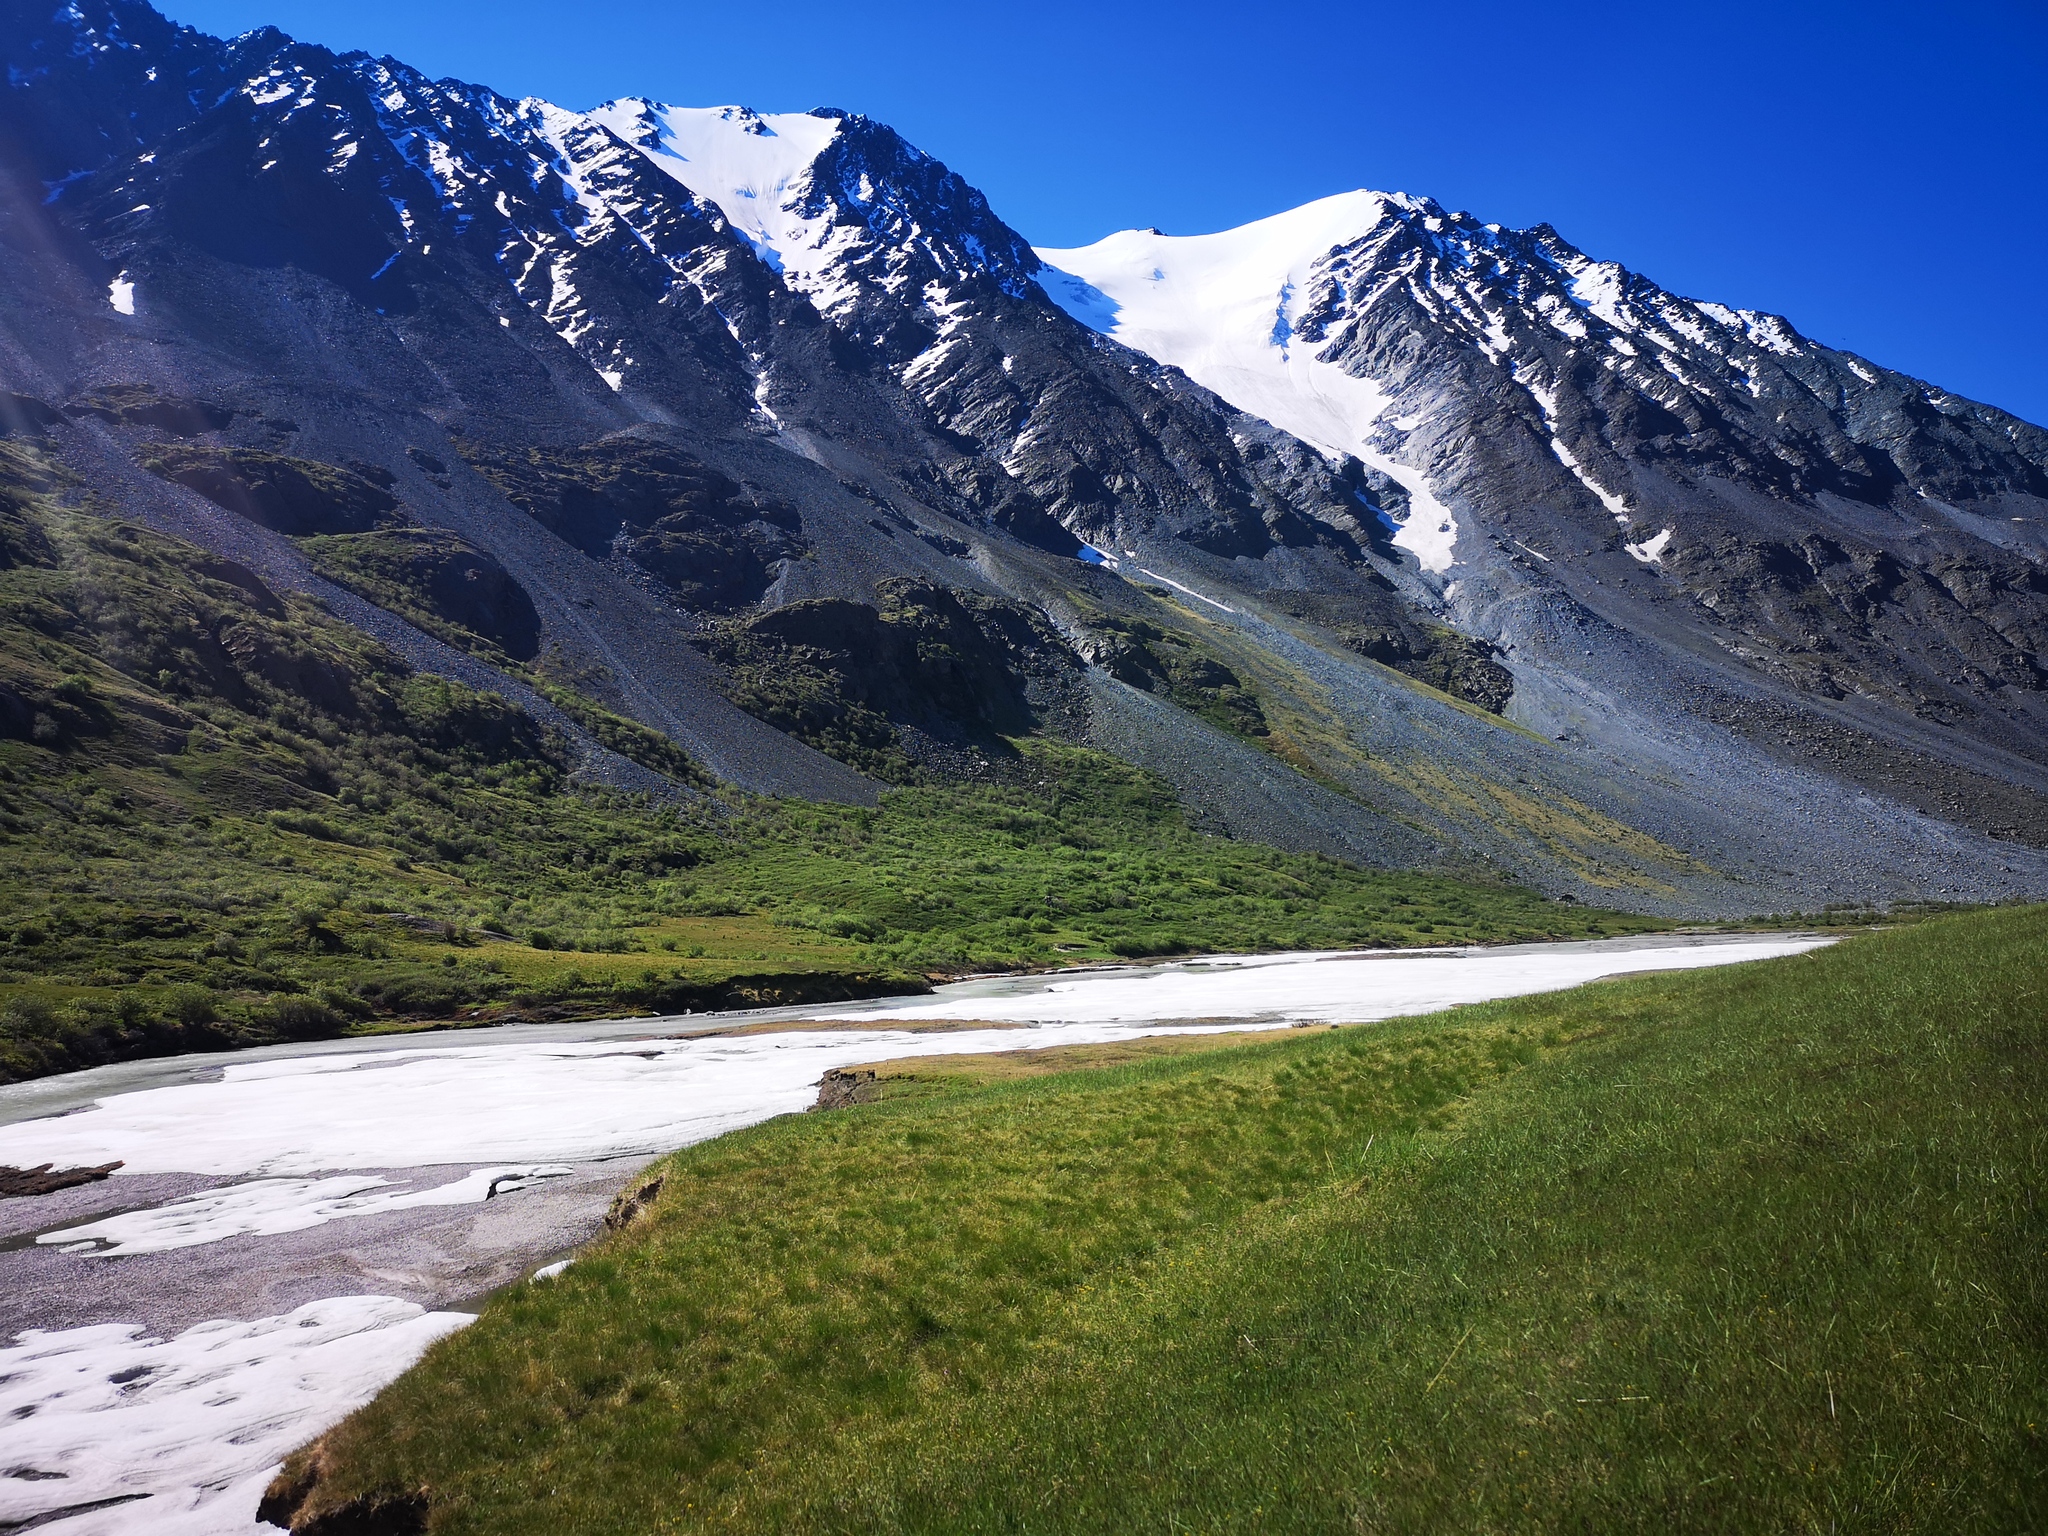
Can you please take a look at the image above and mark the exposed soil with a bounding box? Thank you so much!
[0,1160,122,1197]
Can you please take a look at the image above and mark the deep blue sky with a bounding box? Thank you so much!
[164,0,2048,426]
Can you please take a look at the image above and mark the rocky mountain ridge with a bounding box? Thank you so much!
[1037,195,2048,752]
[2,0,2045,914]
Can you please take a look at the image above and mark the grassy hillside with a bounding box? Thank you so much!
[0,446,1649,1081]
[274,906,2046,1533]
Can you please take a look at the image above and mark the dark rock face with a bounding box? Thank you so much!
[138,445,403,535]
[990,489,1083,557]
[459,437,803,612]
[0,393,64,436]
[700,578,1084,779]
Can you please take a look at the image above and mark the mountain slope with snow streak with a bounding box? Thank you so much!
[1036,193,1462,572]
[1036,192,2048,586]
[1034,190,2048,802]
[5,0,2048,903]
[572,97,1376,566]
[581,102,1039,336]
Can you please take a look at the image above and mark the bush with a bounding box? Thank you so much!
[314,984,373,1020]
[1109,935,1188,958]
[820,914,887,941]
[353,975,484,1015]
[270,811,360,845]
[164,983,217,1027]
[0,995,59,1037]
[264,994,346,1042]
[528,929,555,950]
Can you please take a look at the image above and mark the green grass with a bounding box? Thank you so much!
[0,443,1652,1081]
[280,906,2048,1533]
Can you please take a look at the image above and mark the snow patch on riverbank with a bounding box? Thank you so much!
[0,1296,467,1535]
[40,1165,574,1256]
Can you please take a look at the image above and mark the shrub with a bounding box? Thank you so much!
[265,994,345,1042]
[165,983,217,1027]
[0,995,59,1037]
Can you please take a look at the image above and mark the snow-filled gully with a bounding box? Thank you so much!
[0,934,1826,1532]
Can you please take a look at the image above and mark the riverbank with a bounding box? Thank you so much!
[0,932,1837,1532]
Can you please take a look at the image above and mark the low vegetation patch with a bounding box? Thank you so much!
[277,907,2047,1533]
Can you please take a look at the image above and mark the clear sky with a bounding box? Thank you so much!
[162,0,2048,427]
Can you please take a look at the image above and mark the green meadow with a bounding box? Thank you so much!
[280,904,2046,1533]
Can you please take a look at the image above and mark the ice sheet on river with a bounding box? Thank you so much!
[0,936,1826,1188]
[825,935,1829,1026]
[0,1295,467,1535]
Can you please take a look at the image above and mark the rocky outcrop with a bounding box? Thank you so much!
[1072,614,1270,739]
[459,436,804,612]
[812,1068,879,1110]
[67,385,238,437]
[699,579,1085,778]
[1264,591,1514,714]
[298,528,543,661]
[258,1443,427,1535]
[604,1174,664,1231]
[138,445,403,536]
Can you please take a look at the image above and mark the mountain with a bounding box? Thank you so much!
[2,0,2045,921]
[1035,196,2048,840]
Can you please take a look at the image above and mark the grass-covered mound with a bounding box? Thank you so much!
[0,445,1646,1081]
[275,907,2046,1533]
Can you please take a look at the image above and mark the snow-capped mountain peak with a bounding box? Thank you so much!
[582,100,844,281]
[575,97,1038,347]
[1035,191,1462,571]
[1035,184,2048,582]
